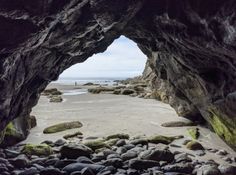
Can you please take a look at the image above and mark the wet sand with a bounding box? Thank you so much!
[24,83,236,165]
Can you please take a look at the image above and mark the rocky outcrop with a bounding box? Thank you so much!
[0,0,236,149]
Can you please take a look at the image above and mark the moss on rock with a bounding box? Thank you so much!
[84,139,109,151]
[148,135,184,144]
[187,128,200,140]
[63,131,83,139]
[49,95,63,103]
[106,133,129,140]
[208,108,236,150]
[105,138,119,146]
[43,121,83,134]
[22,144,53,156]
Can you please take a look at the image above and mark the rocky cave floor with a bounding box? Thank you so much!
[0,133,236,175]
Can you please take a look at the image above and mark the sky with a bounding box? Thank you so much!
[60,36,147,78]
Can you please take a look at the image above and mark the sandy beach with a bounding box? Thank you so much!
[24,83,236,165]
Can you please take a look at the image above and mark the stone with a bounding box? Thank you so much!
[148,135,183,144]
[121,150,137,161]
[21,144,53,156]
[129,138,148,146]
[121,89,135,95]
[161,121,196,127]
[9,154,29,169]
[186,141,204,150]
[196,165,221,175]
[49,96,63,103]
[88,87,114,94]
[19,167,39,175]
[116,139,126,147]
[216,149,228,156]
[103,158,123,168]
[54,159,77,169]
[60,143,93,159]
[0,0,236,151]
[63,131,83,139]
[42,88,63,96]
[81,167,95,175]
[106,134,129,140]
[54,139,66,146]
[218,164,236,175]
[84,140,109,151]
[163,163,194,174]
[4,149,20,158]
[43,121,83,134]
[77,156,94,164]
[63,163,105,174]
[129,159,159,170]
[140,149,174,162]
[40,167,63,175]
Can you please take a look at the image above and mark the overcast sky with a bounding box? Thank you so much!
[60,36,147,78]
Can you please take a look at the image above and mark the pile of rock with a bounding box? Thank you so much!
[0,133,235,175]
[42,88,63,103]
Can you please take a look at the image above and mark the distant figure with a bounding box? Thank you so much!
[75,81,77,86]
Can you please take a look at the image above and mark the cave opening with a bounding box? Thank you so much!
[19,36,190,145]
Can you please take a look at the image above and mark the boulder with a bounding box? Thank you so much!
[43,121,83,134]
[60,143,93,159]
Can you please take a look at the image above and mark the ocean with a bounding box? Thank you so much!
[53,77,128,86]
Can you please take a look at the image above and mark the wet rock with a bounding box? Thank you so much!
[43,121,83,134]
[54,159,77,169]
[81,167,95,175]
[121,150,137,161]
[9,154,29,169]
[63,162,105,174]
[129,159,159,170]
[106,134,129,140]
[148,135,183,145]
[161,121,196,127]
[42,88,62,96]
[116,139,126,147]
[103,158,123,168]
[21,144,53,156]
[121,89,135,95]
[54,139,66,146]
[4,149,20,158]
[196,165,221,175]
[84,140,109,151]
[63,131,83,140]
[40,167,64,175]
[216,150,228,156]
[49,96,63,103]
[163,163,194,174]
[129,138,148,146]
[19,167,39,175]
[60,143,93,159]
[77,156,94,164]
[140,149,174,162]
[174,153,192,163]
[186,141,204,150]
[218,164,236,175]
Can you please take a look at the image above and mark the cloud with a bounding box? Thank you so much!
[60,36,147,78]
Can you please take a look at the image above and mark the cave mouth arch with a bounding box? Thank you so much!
[0,0,236,150]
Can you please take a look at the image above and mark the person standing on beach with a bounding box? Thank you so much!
[75,81,77,86]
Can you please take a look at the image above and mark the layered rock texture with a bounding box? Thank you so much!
[0,0,236,149]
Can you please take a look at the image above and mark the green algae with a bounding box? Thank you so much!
[43,121,83,134]
[187,128,200,140]
[22,144,53,156]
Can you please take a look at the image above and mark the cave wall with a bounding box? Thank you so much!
[0,0,236,149]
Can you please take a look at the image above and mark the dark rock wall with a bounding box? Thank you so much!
[0,0,236,149]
